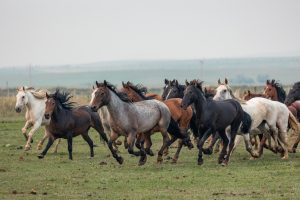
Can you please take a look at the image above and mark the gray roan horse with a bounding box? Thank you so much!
[89,81,171,165]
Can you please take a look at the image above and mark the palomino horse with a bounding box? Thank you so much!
[214,80,299,158]
[120,81,193,163]
[89,81,171,165]
[39,90,109,160]
[15,87,60,151]
[181,80,247,166]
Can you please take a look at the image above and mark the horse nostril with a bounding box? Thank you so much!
[15,108,21,113]
[44,114,50,119]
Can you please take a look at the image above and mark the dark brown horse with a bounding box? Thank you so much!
[181,80,247,166]
[121,81,194,163]
[38,89,109,160]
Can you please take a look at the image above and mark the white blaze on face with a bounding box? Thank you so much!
[90,90,96,105]
[165,88,173,100]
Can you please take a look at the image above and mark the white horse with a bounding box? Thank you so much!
[15,87,60,151]
[213,79,299,159]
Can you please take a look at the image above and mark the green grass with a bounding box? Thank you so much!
[0,121,300,200]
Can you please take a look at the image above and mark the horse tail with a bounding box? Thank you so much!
[167,117,185,139]
[288,111,300,152]
[288,111,300,132]
[241,111,252,134]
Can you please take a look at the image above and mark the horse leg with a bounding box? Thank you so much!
[38,136,55,159]
[241,133,257,158]
[222,132,237,166]
[127,132,140,156]
[138,140,147,166]
[197,128,212,165]
[107,132,123,164]
[203,132,219,155]
[172,139,183,163]
[53,139,61,153]
[217,130,229,164]
[67,133,73,160]
[157,131,172,164]
[277,130,289,159]
[144,133,154,156]
[81,133,94,158]
[21,121,32,142]
[25,121,41,151]
[37,129,48,150]
[135,133,142,149]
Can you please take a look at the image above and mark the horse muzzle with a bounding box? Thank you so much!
[15,107,22,113]
[44,114,50,120]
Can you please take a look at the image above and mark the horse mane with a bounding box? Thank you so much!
[50,89,75,110]
[98,81,132,103]
[267,79,286,103]
[125,81,148,100]
[18,86,48,99]
[170,79,186,91]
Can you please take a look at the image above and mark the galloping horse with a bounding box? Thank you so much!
[121,81,193,163]
[39,90,109,160]
[15,87,60,152]
[214,80,299,157]
[264,79,300,152]
[181,80,247,166]
[89,81,171,165]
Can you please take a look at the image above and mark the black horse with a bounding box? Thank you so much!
[181,80,245,166]
[285,81,300,106]
[38,89,110,160]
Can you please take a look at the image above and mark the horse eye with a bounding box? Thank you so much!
[223,89,227,93]
[22,96,25,99]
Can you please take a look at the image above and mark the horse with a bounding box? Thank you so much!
[181,80,247,166]
[89,80,172,165]
[214,79,300,157]
[120,81,193,163]
[38,89,109,160]
[242,90,266,101]
[264,79,286,103]
[264,79,300,152]
[15,87,60,152]
[285,81,300,106]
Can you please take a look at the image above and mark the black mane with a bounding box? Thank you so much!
[285,81,300,105]
[51,89,75,110]
[98,81,132,103]
[126,81,149,100]
[267,79,286,103]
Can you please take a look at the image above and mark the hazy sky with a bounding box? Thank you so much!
[0,0,300,67]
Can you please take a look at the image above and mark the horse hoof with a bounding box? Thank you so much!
[197,160,203,165]
[138,157,147,166]
[37,144,43,150]
[117,157,124,165]
[24,145,31,151]
[202,148,213,155]
[171,158,178,164]
[37,154,44,159]
[221,161,228,167]
[157,157,163,164]
[145,149,154,156]
[281,156,288,160]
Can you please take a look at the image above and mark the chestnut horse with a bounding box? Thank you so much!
[264,79,286,103]
[242,90,266,101]
[120,81,193,163]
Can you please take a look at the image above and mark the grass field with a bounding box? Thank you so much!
[0,120,300,200]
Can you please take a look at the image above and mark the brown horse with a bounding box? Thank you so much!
[264,79,286,103]
[121,81,194,163]
[39,89,110,160]
[243,90,266,101]
[145,93,163,101]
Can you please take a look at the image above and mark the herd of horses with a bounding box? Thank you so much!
[14,78,300,166]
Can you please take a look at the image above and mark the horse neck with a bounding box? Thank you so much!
[25,92,45,112]
[51,105,69,123]
[106,90,130,121]
[193,91,207,119]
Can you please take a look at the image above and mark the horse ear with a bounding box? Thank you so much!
[96,81,100,87]
[218,79,221,85]
[122,81,125,87]
[185,80,189,86]
[92,85,95,90]
[103,80,107,87]
[22,86,25,91]
[164,79,169,85]
[225,78,228,85]
[247,90,251,95]
[271,79,275,84]
[204,87,208,94]
[46,92,50,99]
[175,80,178,86]
[266,80,270,85]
